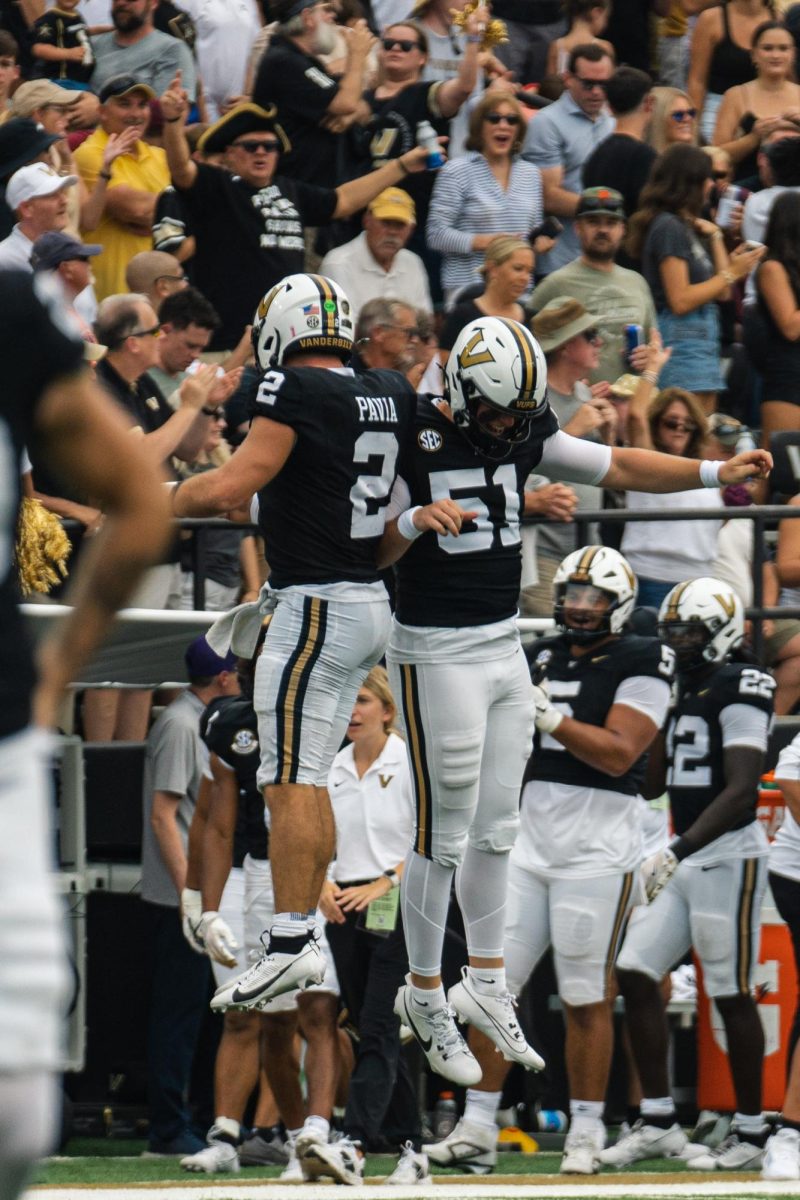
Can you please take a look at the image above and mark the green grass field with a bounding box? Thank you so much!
[23,1137,800,1195]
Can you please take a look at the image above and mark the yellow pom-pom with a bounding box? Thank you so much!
[15,498,71,597]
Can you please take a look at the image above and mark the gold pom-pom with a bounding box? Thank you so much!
[450,1,508,49]
[15,498,71,597]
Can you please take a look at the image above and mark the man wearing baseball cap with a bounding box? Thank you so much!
[531,185,657,384]
[74,75,169,299]
[320,186,432,320]
[30,230,102,338]
[0,161,77,271]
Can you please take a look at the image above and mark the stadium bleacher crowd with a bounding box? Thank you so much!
[11,0,800,1192]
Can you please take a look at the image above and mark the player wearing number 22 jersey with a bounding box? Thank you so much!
[377,315,773,1093]
[610,577,775,1173]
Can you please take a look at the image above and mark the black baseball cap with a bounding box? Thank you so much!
[98,75,156,103]
[0,118,60,181]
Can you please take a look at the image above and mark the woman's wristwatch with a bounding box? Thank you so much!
[383,869,400,889]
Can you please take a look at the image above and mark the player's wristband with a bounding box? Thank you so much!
[699,460,722,488]
[397,506,423,541]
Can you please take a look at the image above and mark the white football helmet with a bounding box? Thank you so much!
[444,316,548,459]
[553,545,638,644]
[252,273,354,369]
[658,576,744,670]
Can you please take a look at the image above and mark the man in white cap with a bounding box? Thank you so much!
[0,161,76,271]
[319,187,432,321]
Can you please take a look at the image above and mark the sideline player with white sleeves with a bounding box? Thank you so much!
[604,578,775,1173]
[375,317,773,1091]
[425,546,673,1177]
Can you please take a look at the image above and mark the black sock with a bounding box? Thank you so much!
[626,1106,641,1127]
[645,1112,677,1130]
[267,931,310,955]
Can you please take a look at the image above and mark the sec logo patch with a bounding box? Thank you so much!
[231,729,258,755]
[418,428,443,452]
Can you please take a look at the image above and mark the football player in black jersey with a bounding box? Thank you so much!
[424,546,673,1176]
[605,577,775,1172]
[376,315,773,1092]
[170,275,464,1045]
[180,674,344,1178]
[0,271,170,1200]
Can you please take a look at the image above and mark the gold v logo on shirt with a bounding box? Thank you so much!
[379,774,394,789]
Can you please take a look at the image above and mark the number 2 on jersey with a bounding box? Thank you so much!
[349,431,399,539]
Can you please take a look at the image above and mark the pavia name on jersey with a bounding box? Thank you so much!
[356,395,398,423]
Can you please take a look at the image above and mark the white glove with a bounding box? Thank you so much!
[201,911,240,967]
[640,846,679,903]
[532,681,563,734]
[181,887,206,954]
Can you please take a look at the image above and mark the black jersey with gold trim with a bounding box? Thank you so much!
[393,397,559,627]
[201,695,267,865]
[524,632,673,795]
[247,365,415,588]
[1,273,84,741]
[666,662,774,836]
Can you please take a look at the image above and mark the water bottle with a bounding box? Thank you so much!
[735,428,757,454]
[715,184,744,230]
[535,1108,568,1133]
[433,1091,458,1139]
[416,120,445,170]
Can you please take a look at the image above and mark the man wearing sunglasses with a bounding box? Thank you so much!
[253,0,374,186]
[160,80,437,353]
[523,42,614,275]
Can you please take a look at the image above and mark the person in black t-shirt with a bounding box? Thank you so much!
[582,65,657,222]
[159,82,439,351]
[253,0,374,186]
[0,269,170,1200]
[30,0,94,86]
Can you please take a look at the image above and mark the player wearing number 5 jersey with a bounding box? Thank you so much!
[376,316,774,1091]
[171,275,448,1045]
[607,578,775,1173]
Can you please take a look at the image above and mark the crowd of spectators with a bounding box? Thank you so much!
[11,0,800,1179]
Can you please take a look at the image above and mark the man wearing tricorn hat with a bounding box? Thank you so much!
[159,75,442,352]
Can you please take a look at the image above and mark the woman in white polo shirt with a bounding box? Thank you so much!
[318,666,425,1184]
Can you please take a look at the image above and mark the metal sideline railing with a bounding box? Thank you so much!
[61,506,800,662]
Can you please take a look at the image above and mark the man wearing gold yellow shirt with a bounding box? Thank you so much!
[75,75,169,300]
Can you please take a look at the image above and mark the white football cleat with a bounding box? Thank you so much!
[210,932,325,1012]
[385,1141,431,1185]
[280,1137,303,1182]
[448,967,545,1071]
[299,1135,364,1185]
[394,979,482,1086]
[561,1127,604,1175]
[424,1117,497,1175]
[762,1127,800,1180]
[180,1128,240,1175]
[295,1125,328,1181]
[599,1119,687,1166]
[690,1131,766,1171]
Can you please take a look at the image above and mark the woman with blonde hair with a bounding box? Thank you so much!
[318,667,424,1183]
[438,234,535,357]
[645,86,700,154]
[427,90,547,306]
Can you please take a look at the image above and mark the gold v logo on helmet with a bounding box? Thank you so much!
[257,284,281,321]
[714,593,736,618]
[458,331,495,370]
